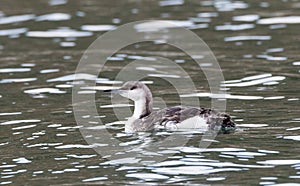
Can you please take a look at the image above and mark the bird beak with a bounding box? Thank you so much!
[104,89,117,93]
[103,88,124,94]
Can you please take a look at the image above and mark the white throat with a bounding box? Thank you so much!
[132,98,147,119]
[125,98,148,133]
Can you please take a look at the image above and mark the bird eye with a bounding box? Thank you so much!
[130,86,137,90]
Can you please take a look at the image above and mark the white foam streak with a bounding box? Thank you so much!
[258,16,300,24]
[225,35,271,42]
[26,28,92,38]
[134,20,194,32]
[0,119,41,125]
[180,93,263,100]
[24,88,66,94]
[0,14,35,24]
[81,25,116,31]
[47,73,97,82]
[0,28,28,36]
[233,14,260,22]
[36,13,71,21]
[223,76,285,87]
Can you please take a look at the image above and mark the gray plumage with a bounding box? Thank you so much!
[106,81,236,133]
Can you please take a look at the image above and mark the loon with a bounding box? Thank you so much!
[105,81,236,134]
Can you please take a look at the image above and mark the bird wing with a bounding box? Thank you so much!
[135,106,236,133]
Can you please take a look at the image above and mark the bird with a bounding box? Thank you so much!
[105,81,236,134]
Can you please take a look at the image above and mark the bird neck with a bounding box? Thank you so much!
[132,97,152,119]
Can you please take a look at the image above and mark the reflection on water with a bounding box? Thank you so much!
[257,16,300,24]
[0,14,35,25]
[26,28,93,38]
[0,0,300,185]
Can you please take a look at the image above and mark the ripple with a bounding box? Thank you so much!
[224,35,271,42]
[0,112,22,116]
[0,119,40,125]
[0,68,31,73]
[134,20,194,32]
[47,124,62,128]
[1,169,26,175]
[101,157,141,165]
[40,69,60,74]
[60,41,76,47]
[126,173,169,180]
[207,177,226,181]
[0,78,37,83]
[257,160,300,166]
[55,144,93,149]
[242,73,272,81]
[55,84,73,88]
[36,13,71,21]
[81,86,121,91]
[107,56,124,61]
[293,61,300,66]
[256,54,287,61]
[197,12,218,18]
[189,17,211,23]
[269,24,287,29]
[258,150,279,154]
[81,25,116,31]
[55,143,108,149]
[283,136,300,141]
[286,127,300,131]
[222,75,285,87]
[148,74,181,78]
[82,177,108,182]
[215,24,254,31]
[159,0,184,7]
[26,143,63,148]
[264,96,285,100]
[21,63,35,67]
[272,184,300,186]
[0,181,12,185]
[0,14,35,25]
[237,124,268,128]
[24,88,66,94]
[257,16,300,24]
[12,124,36,130]
[0,28,28,37]
[0,164,17,168]
[100,104,133,108]
[48,0,68,6]
[190,24,209,30]
[47,73,97,82]
[266,48,284,53]
[214,0,248,11]
[263,81,279,85]
[180,93,264,100]
[152,166,241,175]
[26,28,92,38]
[261,177,278,180]
[52,168,79,174]
[136,67,157,71]
[127,55,156,61]
[233,14,260,22]
[77,90,96,94]
[195,147,246,153]
[152,165,211,175]
[221,151,266,158]
[66,154,97,159]
[12,157,31,164]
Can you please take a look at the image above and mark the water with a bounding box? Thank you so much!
[0,0,300,185]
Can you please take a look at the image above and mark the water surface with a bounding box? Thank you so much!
[0,0,300,185]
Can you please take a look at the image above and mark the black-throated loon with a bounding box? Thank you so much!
[105,81,236,134]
